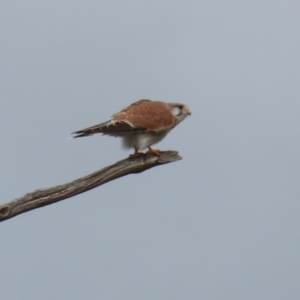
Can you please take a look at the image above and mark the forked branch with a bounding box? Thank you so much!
[0,151,181,222]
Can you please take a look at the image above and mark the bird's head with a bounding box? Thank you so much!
[168,103,191,125]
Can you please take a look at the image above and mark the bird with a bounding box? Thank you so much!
[72,99,191,157]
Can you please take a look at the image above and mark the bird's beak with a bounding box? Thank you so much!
[182,105,192,116]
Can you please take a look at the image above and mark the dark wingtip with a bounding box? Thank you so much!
[72,134,83,138]
[70,130,89,138]
[72,133,89,138]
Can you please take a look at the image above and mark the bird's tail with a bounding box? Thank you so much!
[71,120,112,138]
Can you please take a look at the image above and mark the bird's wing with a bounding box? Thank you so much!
[112,100,175,131]
[71,120,147,138]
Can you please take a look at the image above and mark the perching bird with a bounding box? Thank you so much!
[72,99,191,157]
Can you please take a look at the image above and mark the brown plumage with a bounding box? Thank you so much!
[72,99,191,156]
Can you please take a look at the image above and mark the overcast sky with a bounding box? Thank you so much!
[1,1,300,299]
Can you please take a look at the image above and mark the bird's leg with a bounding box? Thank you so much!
[129,147,144,158]
[146,146,160,156]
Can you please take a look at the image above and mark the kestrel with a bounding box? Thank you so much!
[72,99,191,157]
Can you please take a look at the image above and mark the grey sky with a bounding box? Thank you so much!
[1,1,300,299]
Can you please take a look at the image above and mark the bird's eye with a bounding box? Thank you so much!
[171,107,182,116]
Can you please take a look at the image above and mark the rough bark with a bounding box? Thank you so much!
[0,151,181,222]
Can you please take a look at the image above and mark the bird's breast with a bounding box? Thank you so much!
[122,130,170,150]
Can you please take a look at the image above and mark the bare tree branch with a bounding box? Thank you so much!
[0,151,181,222]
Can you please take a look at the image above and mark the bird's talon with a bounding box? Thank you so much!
[129,148,144,158]
[146,147,160,156]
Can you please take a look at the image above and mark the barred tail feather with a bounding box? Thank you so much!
[71,120,146,138]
